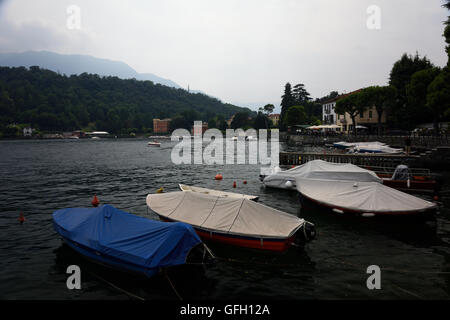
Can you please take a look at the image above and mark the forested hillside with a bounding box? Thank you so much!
[0,66,251,134]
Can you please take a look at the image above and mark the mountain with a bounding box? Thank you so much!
[0,51,182,88]
[0,66,253,135]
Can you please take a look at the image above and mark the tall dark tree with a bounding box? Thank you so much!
[292,84,311,105]
[279,83,295,131]
[388,53,434,130]
[335,92,367,136]
[406,67,441,127]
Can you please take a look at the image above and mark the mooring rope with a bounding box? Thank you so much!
[87,270,146,301]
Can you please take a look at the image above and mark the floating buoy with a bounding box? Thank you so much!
[285,180,293,188]
[433,195,439,201]
[156,187,164,193]
[215,174,223,180]
[91,194,100,207]
[233,181,236,188]
[18,212,25,224]
[243,180,247,184]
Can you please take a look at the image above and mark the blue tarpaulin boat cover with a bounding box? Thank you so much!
[53,204,202,276]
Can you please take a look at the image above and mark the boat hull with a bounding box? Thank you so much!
[158,216,295,252]
[62,237,160,278]
[300,192,436,217]
[382,179,437,193]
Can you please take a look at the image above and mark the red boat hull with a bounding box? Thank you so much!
[158,216,295,252]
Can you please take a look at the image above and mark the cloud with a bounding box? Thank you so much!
[0,0,448,107]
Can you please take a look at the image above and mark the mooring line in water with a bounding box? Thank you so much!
[164,269,183,301]
[88,270,146,301]
[324,257,450,275]
[391,283,423,299]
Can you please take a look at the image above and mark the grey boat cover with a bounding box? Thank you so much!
[179,184,258,200]
[296,178,437,214]
[146,191,304,238]
[263,160,382,190]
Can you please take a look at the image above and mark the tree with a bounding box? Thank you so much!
[406,67,441,127]
[335,92,367,136]
[284,105,307,127]
[426,69,450,134]
[230,112,250,129]
[280,83,295,131]
[359,86,397,135]
[292,84,311,105]
[253,112,269,130]
[388,53,434,129]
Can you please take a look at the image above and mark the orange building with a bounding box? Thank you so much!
[153,118,171,133]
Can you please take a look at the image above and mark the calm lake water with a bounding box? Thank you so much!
[0,138,449,300]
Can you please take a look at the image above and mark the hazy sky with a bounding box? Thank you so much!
[0,0,448,111]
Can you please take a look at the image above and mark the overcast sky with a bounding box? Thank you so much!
[0,0,448,111]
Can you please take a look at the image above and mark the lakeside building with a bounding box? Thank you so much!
[322,89,387,134]
[153,118,172,134]
[268,114,280,126]
[192,122,209,135]
[322,98,338,125]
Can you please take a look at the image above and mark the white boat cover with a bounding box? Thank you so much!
[295,178,436,214]
[146,191,305,238]
[179,184,258,200]
[263,160,382,190]
[334,141,386,148]
[353,144,403,154]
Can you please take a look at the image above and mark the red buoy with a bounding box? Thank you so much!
[91,194,100,207]
[215,174,223,180]
[233,181,236,188]
[433,195,439,201]
[243,180,247,184]
[18,212,25,224]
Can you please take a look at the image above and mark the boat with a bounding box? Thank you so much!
[53,204,213,278]
[148,141,161,147]
[146,191,316,252]
[351,144,403,154]
[262,160,382,190]
[179,184,259,201]
[333,141,402,154]
[295,178,437,216]
[361,164,438,194]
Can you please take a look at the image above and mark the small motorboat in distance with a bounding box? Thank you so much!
[179,184,259,201]
[146,191,316,252]
[53,204,213,278]
[148,141,161,147]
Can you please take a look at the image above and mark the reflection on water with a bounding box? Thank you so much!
[0,138,449,300]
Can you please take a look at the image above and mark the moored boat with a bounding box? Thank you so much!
[179,184,259,201]
[146,191,315,252]
[262,160,381,190]
[295,178,437,217]
[53,204,213,278]
[148,141,161,147]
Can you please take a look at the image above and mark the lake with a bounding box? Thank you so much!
[0,138,449,300]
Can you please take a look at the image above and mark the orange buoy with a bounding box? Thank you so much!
[91,194,100,207]
[215,174,223,180]
[18,212,25,224]
[233,181,236,188]
[243,180,247,184]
